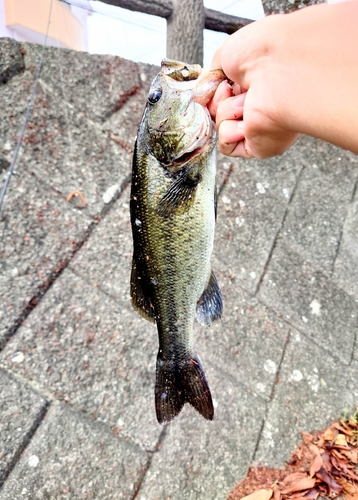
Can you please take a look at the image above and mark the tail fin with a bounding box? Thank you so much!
[155,355,214,424]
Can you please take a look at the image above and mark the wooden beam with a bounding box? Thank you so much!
[205,8,253,34]
[92,0,173,18]
[93,0,253,34]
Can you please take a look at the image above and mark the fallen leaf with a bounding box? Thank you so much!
[281,476,316,495]
[241,489,273,500]
[315,468,343,496]
[336,434,349,447]
[309,453,323,477]
[302,432,314,445]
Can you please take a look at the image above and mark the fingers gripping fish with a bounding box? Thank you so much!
[130,59,225,424]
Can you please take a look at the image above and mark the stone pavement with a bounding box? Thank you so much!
[0,37,357,500]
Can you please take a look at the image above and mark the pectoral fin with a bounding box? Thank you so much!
[130,259,156,324]
[196,271,223,326]
[157,169,201,217]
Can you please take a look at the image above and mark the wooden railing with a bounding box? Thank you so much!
[94,0,254,65]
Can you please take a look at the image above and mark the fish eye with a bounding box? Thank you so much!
[148,88,162,105]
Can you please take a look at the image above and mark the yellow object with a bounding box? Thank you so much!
[4,0,84,50]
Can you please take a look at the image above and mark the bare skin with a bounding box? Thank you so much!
[208,1,358,159]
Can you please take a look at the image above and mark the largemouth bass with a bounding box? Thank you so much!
[130,59,225,424]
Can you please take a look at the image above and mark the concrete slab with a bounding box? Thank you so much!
[137,379,266,500]
[0,369,47,487]
[194,274,289,402]
[0,266,162,451]
[0,68,133,217]
[279,137,358,274]
[257,240,358,364]
[332,185,358,301]
[69,184,132,301]
[0,38,24,85]
[0,170,91,347]
[22,42,140,124]
[254,330,358,468]
[0,402,148,500]
[214,146,301,295]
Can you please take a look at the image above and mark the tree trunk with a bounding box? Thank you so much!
[166,0,204,65]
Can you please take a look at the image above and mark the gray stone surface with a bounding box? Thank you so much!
[254,330,358,468]
[195,273,289,402]
[137,381,266,500]
[22,42,140,124]
[1,37,358,500]
[257,239,358,364]
[0,267,162,451]
[278,138,358,274]
[0,169,91,347]
[0,67,132,217]
[332,185,358,300]
[69,184,132,301]
[0,403,148,500]
[214,147,301,295]
[0,38,24,85]
[0,369,47,487]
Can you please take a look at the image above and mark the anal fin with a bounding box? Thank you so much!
[196,270,223,326]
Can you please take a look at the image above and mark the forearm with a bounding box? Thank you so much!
[268,2,358,153]
[211,1,358,158]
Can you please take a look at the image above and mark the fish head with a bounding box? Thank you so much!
[145,59,226,170]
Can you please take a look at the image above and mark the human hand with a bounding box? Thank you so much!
[208,16,300,159]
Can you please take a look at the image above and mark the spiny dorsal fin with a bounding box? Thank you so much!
[196,270,223,326]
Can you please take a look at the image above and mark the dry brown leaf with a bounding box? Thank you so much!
[336,434,350,447]
[322,428,335,441]
[340,449,358,465]
[333,423,354,436]
[227,413,358,500]
[241,489,273,500]
[309,453,324,477]
[280,476,317,495]
[316,468,343,496]
[345,492,358,500]
[335,477,358,496]
[302,432,314,445]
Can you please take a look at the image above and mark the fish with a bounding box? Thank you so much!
[130,59,225,424]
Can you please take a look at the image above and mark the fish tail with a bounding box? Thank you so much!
[155,355,214,424]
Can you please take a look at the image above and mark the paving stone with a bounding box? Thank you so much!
[22,42,140,124]
[0,38,24,85]
[0,369,47,487]
[137,378,266,500]
[213,145,301,295]
[0,402,148,500]
[69,185,132,301]
[0,70,133,216]
[0,267,162,451]
[0,170,91,347]
[194,272,289,402]
[332,185,358,300]
[279,137,358,274]
[102,62,160,151]
[254,331,358,468]
[257,240,358,364]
